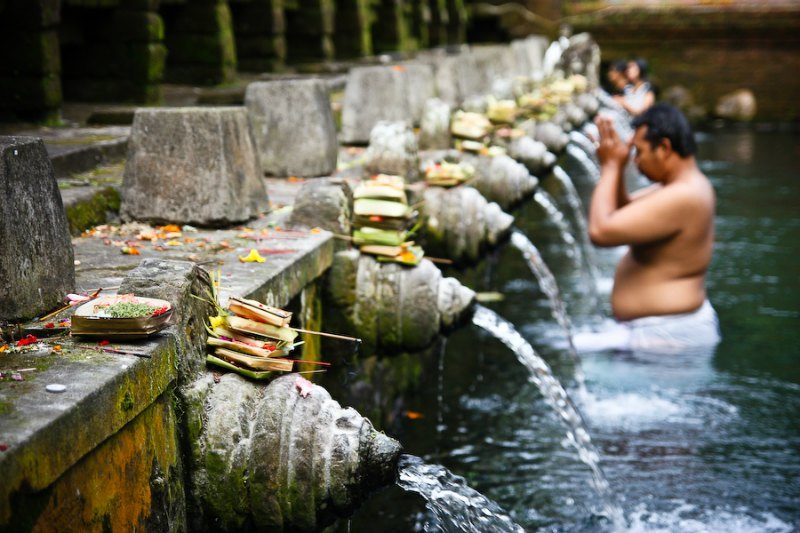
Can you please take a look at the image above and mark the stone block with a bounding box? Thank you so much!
[340,65,413,144]
[1,0,60,29]
[364,121,419,181]
[0,137,74,321]
[245,79,338,177]
[401,62,436,126]
[121,107,269,226]
[715,89,757,121]
[288,178,353,235]
[419,98,452,150]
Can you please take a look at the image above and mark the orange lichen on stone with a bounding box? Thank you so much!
[29,397,181,531]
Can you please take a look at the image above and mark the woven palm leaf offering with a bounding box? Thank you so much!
[361,241,425,266]
[71,294,172,339]
[202,273,356,380]
[451,111,492,141]
[423,160,476,188]
[486,97,519,125]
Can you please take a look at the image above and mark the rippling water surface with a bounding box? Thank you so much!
[331,128,800,532]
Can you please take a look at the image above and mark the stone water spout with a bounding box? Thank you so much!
[422,186,514,263]
[470,153,540,209]
[326,251,476,351]
[185,373,402,531]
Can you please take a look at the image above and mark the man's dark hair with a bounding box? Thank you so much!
[631,103,697,157]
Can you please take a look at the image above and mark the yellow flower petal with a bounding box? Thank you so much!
[209,315,226,328]
[239,249,266,263]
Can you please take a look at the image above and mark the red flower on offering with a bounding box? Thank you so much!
[369,216,384,222]
[44,322,55,329]
[16,335,38,347]
[98,340,111,346]
[262,343,276,351]
[151,306,169,317]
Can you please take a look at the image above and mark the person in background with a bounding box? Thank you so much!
[606,60,630,96]
[575,104,720,353]
[615,57,655,116]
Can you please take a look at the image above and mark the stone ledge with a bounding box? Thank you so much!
[0,203,334,523]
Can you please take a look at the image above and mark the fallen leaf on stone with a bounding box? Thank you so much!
[53,345,62,352]
[0,345,7,353]
[392,65,406,72]
[121,246,140,255]
[403,410,425,420]
[98,340,110,346]
[164,240,183,247]
[159,224,182,233]
[295,377,314,398]
[310,227,322,234]
[239,249,266,263]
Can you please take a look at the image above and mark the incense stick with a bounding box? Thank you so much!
[426,256,454,265]
[286,359,331,367]
[39,287,104,322]
[290,327,361,343]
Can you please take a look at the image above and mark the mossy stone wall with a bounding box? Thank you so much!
[60,0,166,103]
[334,0,372,59]
[0,0,62,122]
[6,393,186,531]
[229,0,286,72]
[162,0,237,84]
[284,0,335,63]
[371,0,413,54]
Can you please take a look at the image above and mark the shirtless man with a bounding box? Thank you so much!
[578,104,720,352]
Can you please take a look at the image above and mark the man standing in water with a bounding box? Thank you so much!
[577,104,720,352]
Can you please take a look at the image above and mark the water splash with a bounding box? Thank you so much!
[569,130,600,164]
[471,305,623,524]
[397,454,525,532]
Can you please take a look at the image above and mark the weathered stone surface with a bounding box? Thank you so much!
[471,44,516,94]
[245,79,338,177]
[364,121,420,181]
[121,107,269,227]
[326,251,475,351]
[511,35,548,77]
[427,51,481,106]
[419,98,452,150]
[186,373,402,531]
[715,89,757,121]
[340,65,412,144]
[561,33,601,89]
[532,121,570,153]
[0,136,74,321]
[288,178,353,235]
[118,259,215,383]
[472,153,539,209]
[401,62,436,125]
[509,136,557,175]
[423,186,513,263]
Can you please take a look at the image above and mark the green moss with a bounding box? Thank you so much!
[120,390,135,412]
[0,400,12,416]
[65,187,121,236]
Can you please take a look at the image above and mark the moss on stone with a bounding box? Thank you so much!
[64,187,121,236]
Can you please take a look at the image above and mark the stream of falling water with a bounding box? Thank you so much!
[532,189,580,262]
[397,454,525,532]
[471,305,624,525]
[551,165,602,314]
[509,230,586,387]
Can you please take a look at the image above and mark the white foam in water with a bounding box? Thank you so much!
[578,390,684,430]
[625,502,793,533]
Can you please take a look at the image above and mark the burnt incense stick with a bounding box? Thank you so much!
[290,328,361,343]
[426,256,454,265]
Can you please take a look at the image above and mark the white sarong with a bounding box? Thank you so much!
[574,300,721,354]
